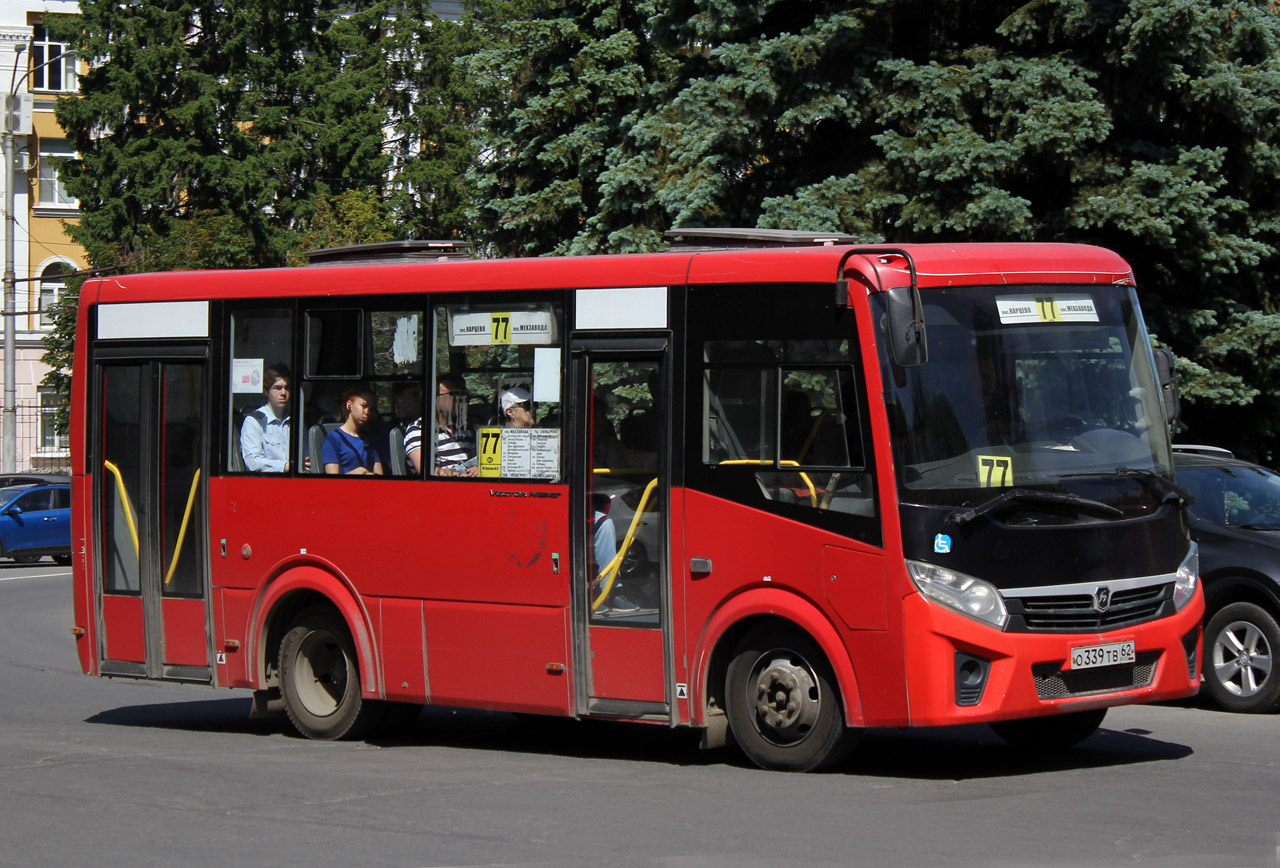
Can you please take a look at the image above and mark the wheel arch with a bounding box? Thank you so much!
[693,588,863,730]
[249,562,381,699]
[1203,572,1280,622]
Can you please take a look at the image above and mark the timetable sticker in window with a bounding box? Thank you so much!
[499,429,561,480]
[995,294,1098,325]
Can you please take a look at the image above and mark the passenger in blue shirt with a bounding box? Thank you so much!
[241,366,294,472]
[323,386,383,476]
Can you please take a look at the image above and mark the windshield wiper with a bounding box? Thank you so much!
[949,489,1123,526]
[1238,523,1280,531]
[1056,466,1192,507]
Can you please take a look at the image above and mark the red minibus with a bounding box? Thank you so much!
[69,230,1203,770]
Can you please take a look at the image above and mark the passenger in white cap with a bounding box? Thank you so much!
[500,386,535,428]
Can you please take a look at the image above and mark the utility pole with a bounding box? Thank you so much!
[2,44,26,473]
[2,44,75,473]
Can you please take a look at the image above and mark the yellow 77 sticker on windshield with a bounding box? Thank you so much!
[976,455,1013,488]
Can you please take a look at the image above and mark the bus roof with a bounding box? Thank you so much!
[81,242,1133,305]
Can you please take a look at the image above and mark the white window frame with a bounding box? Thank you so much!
[30,24,78,93]
[38,260,75,329]
[37,140,78,209]
[37,389,69,455]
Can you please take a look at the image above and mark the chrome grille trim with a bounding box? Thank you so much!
[1002,574,1176,633]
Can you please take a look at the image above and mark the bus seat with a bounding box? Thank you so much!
[307,422,341,473]
[386,425,407,476]
[228,409,247,472]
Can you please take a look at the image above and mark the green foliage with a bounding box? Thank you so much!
[49,0,388,266]
[382,0,484,240]
[33,0,1280,460]
[480,0,1280,457]
[465,0,667,255]
[287,191,398,266]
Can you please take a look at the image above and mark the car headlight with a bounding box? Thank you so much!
[906,560,1009,629]
[1173,542,1199,611]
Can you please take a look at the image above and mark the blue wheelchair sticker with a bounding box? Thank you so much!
[933,534,952,554]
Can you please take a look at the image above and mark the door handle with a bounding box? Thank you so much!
[690,557,712,576]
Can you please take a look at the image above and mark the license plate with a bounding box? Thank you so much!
[1068,641,1135,670]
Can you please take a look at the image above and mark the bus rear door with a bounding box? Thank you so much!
[573,338,672,719]
[93,339,211,683]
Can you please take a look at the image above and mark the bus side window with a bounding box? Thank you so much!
[695,320,879,539]
[434,302,563,481]
[227,308,294,473]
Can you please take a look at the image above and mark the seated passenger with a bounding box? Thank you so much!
[241,366,294,472]
[500,386,536,429]
[408,373,477,477]
[323,386,383,476]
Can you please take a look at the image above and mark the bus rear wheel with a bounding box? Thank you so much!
[725,624,855,772]
[989,708,1107,749]
[279,607,379,740]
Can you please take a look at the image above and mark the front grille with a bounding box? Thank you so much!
[1032,651,1161,699]
[1006,582,1173,632]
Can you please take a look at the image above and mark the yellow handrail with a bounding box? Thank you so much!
[592,477,659,612]
[718,459,818,507]
[164,469,201,587]
[101,460,140,559]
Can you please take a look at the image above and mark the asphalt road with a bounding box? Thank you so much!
[2,562,1277,868]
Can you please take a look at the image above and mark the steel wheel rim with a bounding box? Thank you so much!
[295,629,349,717]
[1212,619,1274,699]
[748,649,822,746]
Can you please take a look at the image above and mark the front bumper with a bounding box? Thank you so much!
[902,586,1203,726]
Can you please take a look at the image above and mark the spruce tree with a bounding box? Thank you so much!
[465,0,665,255]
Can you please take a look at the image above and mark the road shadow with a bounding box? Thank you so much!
[86,697,287,736]
[86,697,1193,779]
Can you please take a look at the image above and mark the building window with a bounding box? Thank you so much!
[39,262,73,328]
[38,141,77,208]
[31,25,77,93]
[39,390,68,453]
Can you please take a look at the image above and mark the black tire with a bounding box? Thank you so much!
[53,554,71,566]
[990,708,1107,748]
[724,624,856,772]
[279,606,380,740]
[1203,601,1280,713]
[13,554,40,564]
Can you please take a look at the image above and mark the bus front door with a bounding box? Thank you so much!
[94,354,211,683]
[573,342,672,719]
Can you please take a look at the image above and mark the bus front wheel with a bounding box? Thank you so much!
[279,607,378,740]
[725,624,855,772]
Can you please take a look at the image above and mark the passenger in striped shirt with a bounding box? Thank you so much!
[407,373,477,477]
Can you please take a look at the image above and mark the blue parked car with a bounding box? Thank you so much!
[0,483,71,565]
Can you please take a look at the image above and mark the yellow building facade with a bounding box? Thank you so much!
[1,1,85,473]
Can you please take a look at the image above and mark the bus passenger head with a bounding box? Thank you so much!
[341,386,376,429]
[263,366,292,416]
[500,386,534,428]
[437,373,468,426]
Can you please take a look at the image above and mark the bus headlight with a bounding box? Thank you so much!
[906,561,1009,629]
[1173,543,1199,611]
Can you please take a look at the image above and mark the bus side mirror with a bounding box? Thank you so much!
[886,285,927,367]
[1153,347,1180,427]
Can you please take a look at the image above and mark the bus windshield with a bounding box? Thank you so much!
[871,284,1173,510]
